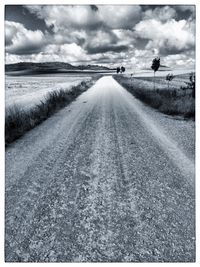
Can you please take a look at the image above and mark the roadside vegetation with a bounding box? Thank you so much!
[5,79,96,145]
[166,73,175,89]
[113,72,195,119]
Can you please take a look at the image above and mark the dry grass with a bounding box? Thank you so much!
[5,80,95,145]
[114,74,195,119]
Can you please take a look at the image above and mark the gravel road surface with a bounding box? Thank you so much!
[5,76,195,262]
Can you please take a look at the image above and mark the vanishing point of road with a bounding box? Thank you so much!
[5,76,195,262]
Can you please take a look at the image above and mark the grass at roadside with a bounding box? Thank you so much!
[114,74,195,119]
[5,79,96,145]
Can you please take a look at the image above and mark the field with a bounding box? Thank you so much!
[5,74,92,109]
[113,73,195,118]
[5,74,98,145]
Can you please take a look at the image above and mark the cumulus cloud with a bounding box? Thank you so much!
[142,6,177,22]
[26,5,142,31]
[26,5,102,31]
[135,18,195,55]
[5,21,17,46]
[6,43,89,64]
[5,21,46,55]
[162,53,195,68]
[83,29,129,54]
[98,5,142,29]
[43,43,89,62]
[5,5,195,69]
[25,5,141,55]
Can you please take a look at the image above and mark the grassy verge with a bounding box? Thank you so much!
[113,75,195,119]
[5,79,95,145]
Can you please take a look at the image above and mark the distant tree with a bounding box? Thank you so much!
[151,57,160,89]
[121,66,125,73]
[130,72,135,84]
[116,67,120,74]
[131,71,135,78]
[166,73,174,90]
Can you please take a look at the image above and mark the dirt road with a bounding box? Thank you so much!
[5,76,195,262]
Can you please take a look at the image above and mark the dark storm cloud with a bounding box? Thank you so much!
[174,5,195,19]
[90,5,98,12]
[8,44,44,55]
[159,41,195,56]
[134,37,149,50]
[86,44,129,54]
[141,5,195,21]
[5,35,12,46]
[5,5,49,32]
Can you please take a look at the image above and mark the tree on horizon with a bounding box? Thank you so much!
[121,66,125,73]
[151,57,160,89]
[116,67,120,73]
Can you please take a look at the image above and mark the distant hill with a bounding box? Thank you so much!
[5,62,76,72]
[5,62,114,75]
[160,64,170,68]
[77,64,112,71]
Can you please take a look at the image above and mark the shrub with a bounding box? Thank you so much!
[166,73,175,89]
[113,75,195,119]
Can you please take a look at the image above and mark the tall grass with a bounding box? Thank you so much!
[114,75,195,119]
[5,80,94,145]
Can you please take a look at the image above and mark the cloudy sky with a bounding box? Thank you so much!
[5,5,195,69]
